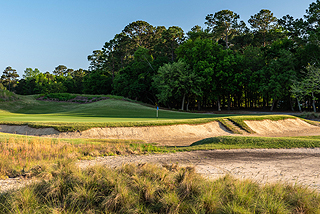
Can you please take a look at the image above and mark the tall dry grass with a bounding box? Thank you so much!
[0,163,319,213]
[0,136,160,179]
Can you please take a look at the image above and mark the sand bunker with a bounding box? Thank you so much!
[0,122,231,146]
[50,122,232,146]
[245,118,320,136]
[1,118,320,146]
[0,125,59,136]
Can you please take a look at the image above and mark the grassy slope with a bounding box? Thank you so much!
[0,94,317,132]
[0,95,235,131]
[2,95,233,121]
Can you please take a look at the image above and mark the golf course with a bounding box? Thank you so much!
[0,93,320,212]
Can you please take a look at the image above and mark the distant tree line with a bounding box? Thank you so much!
[2,0,320,111]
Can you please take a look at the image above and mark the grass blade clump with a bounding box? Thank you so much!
[0,163,319,213]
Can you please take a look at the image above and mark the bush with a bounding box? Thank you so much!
[44,93,77,101]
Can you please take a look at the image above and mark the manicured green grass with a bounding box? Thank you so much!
[189,136,320,150]
[1,163,319,213]
[0,94,317,132]
[0,95,235,131]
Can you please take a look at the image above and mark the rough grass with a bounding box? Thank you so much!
[1,133,320,179]
[0,162,319,213]
[217,118,242,134]
[0,133,163,179]
[0,89,18,102]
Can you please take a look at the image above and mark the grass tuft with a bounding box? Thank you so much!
[0,163,319,213]
[1,133,320,179]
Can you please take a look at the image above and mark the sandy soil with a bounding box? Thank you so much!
[2,148,319,193]
[77,148,320,191]
[245,119,320,137]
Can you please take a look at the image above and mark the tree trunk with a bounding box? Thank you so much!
[289,97,294,112]
[270,99,277,111]
[186,97,190,111]
[312,92,316,112]
[181,93,186,110]
[197,98,201,111]
[297,98,302,112]
[112,53,115,81]
[217,96,221,111]
[227,94,231,111]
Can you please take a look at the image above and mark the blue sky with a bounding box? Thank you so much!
[0,0,315,76]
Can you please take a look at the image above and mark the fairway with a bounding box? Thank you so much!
[0,95,234,123]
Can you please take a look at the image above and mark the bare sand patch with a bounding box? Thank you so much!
[0,125,59,136]
[77,148,320,191]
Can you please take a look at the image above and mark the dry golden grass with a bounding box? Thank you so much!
[0,136,160,179]
[1,163,319,213]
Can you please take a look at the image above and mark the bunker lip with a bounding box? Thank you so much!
[0,118,320,146]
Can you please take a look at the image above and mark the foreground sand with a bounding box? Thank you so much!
[2,148,320,193]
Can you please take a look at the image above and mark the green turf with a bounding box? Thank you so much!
[189,136,320,150]
[1,95,232,123]
[0,95,240,131]
[1,94,315,132]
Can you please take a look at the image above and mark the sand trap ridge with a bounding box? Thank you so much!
[245,118,320,136]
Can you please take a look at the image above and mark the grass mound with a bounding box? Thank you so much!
[191,136,320,149]
[299,111,320,120]
[0,162,319,213]
[0,89,18,101]
[36,93,123,104]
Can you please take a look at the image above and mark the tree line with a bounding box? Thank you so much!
[2,0,320,111]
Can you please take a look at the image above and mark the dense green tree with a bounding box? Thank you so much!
[259,39,297,111]
[153,60,203,110]
[122,20,156,53]
[291,66,320,112]
[305,0,320,30]
[205,10,241,48]
[156,26,185,62]
[53,65,68,76]
[83,69,112,95]
[278,15,308,43]
[16,68,41,95]
[113,47,156,103]
[248,9,279,47]
[240,46,264,108]
[187,25,212,41]
[1,66,19,91]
